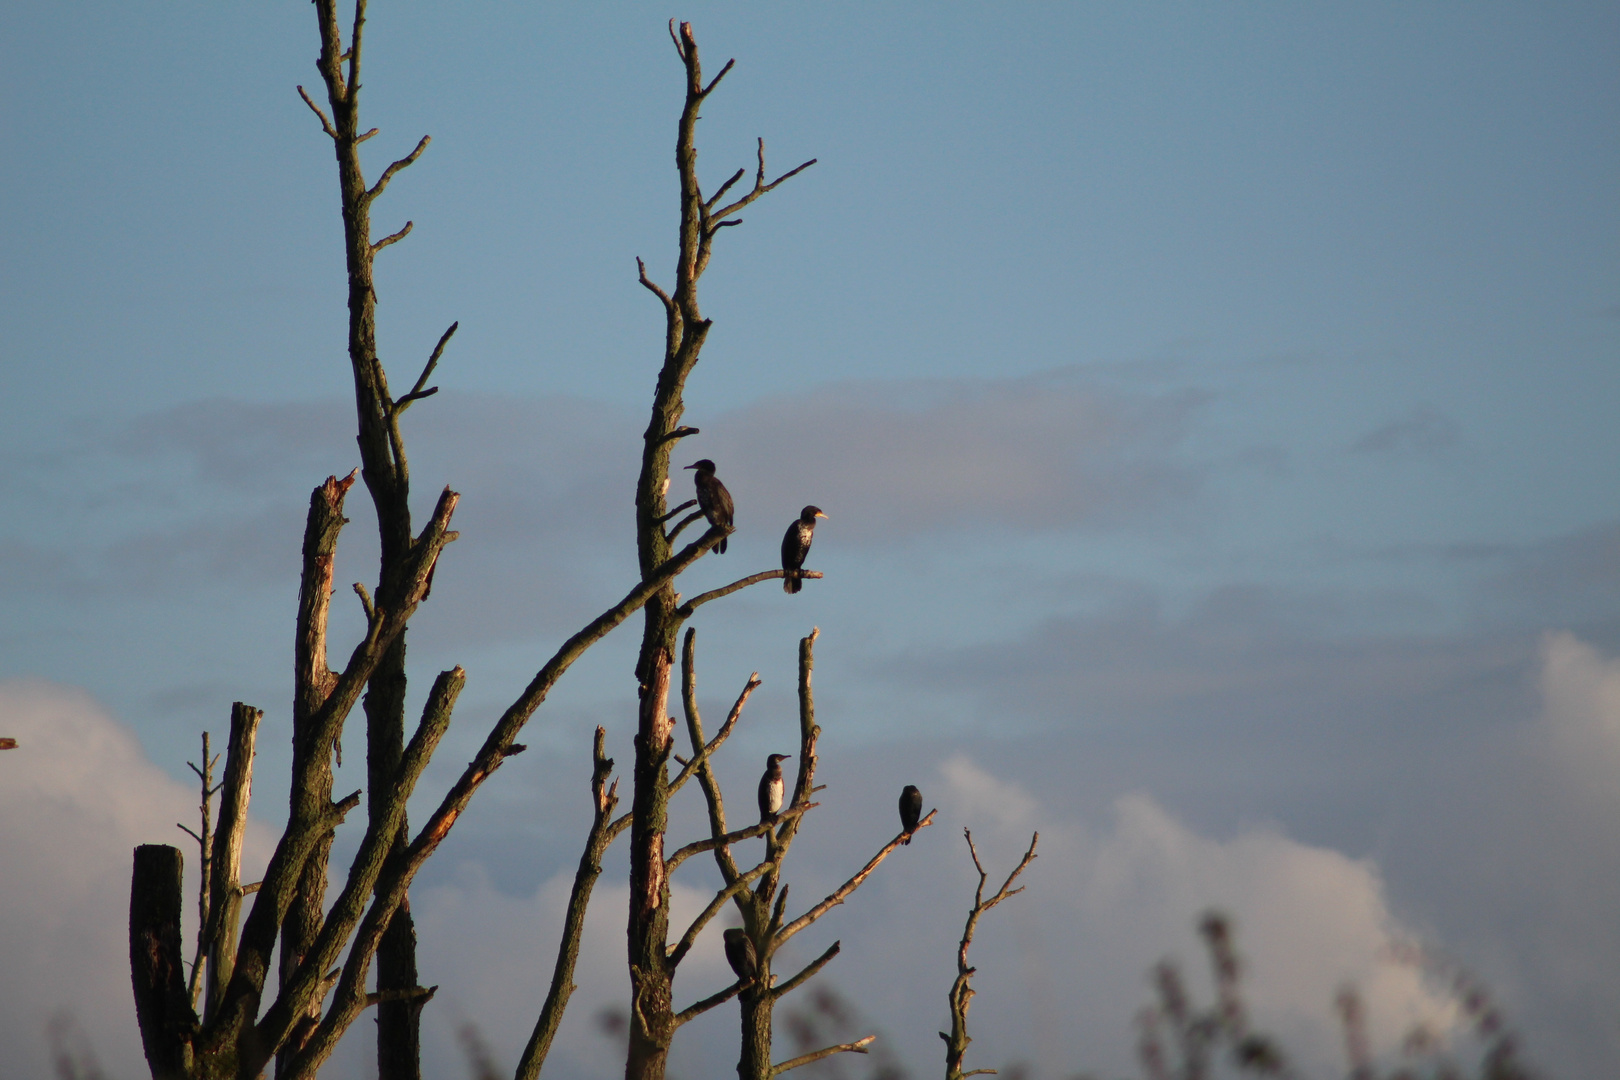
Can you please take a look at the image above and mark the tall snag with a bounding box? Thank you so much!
[622,21,814,1080]
[681,629,935,1080]
[127,8,756,1079]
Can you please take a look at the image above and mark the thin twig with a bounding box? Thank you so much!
[771,1035,876,1077]
[657,498,698,524]
[666,861,775,967]
[666,803,815,873]
[636,256,674,313]
[665,508,708,545]
[296,85,337,139]
[699,57,735,98]
[668,672,759,797]
[673,979,745,1026]
[367,134,430,202]
[711,138,817,224]
[371,220,413,254]
[393,321,458,415]
[770,939,839,1001]
[677,570,821,617]
[771,810,937,955]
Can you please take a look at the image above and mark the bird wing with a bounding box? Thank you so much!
[712,478,735,527]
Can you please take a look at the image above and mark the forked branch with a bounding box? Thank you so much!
[942,829,1040,1080]
[710,139,817,226]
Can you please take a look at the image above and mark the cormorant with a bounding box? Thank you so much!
[684,459,734,553]
[723,927,758,986]
[780,505,827,593]
[899,785,922,844]
[758,753,790,822]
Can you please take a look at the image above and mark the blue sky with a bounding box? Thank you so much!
[1,4,1618,1078]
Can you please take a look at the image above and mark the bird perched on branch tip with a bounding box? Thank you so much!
[781,505,827,593]
[758,753,790,823]
[723,928,758,985]
[684,459,734,553]
[899,785,922,844]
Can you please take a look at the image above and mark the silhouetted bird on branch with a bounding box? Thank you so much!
[758,753,790,823]
[780,505,827,593]
[684,459,734,553]
[899,785,922,844]
[723,927,758,986]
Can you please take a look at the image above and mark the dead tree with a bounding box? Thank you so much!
[942,830,1039,1080]
[619,21,817,1080]
[126,7,747,1079]
[682,628,935,1080]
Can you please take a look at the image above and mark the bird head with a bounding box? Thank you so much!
[685,459,716,473]
[800,505,827,523]
[766,753,791,767]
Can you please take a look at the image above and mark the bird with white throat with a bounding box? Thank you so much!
[758,753,790,823]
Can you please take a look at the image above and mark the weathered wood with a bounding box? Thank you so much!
[515,728,621,1080]
[942,831,1039,1080]
[204,704,259,1024]
[130,845,196,1080]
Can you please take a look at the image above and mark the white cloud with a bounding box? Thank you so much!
[1539,630,1620,799]
[0,680,274,1079]
[412,860,739,1080]
[819,756,1459,1079]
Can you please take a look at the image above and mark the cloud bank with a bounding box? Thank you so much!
[0,681,274,1079]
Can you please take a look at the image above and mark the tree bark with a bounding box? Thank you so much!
[131,845,199,1080]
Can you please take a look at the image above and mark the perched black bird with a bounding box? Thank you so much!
[780,505,828,593]
[758,753,791,822]
[723,927,758,985]
[684,459,734,553]
[899,785,923,844]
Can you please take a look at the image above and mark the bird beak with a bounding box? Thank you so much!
[815,511,828,519]
[683,463,697,470]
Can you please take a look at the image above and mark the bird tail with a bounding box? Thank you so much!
[784,573,800,594]
[902,833,912,846]
[717,536,728,554]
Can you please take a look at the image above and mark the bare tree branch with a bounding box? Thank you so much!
[296,85,337,139]
[669,669,759,797]
[666,804,814,873]
[770,1035,876,1077]
[666,861,775,968]
[371,220,413,254]
[770,939,839,1001]
[204,703,259,1024]
[676,570,822,617]
[942,829,1039,1080]
[391,321,457,415]
[665,508,709,545]
[636,256,674,313]
[514,728,622,1080]
[367,134,430,202]
[770,810,936,956]
[180,733,220,1008]
[680,629,742,888]
[673,979,746,1027]
[711,138,817,224]
[699,57,736,98]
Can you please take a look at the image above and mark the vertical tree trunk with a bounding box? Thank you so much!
[625,630,678,1080]
[130,845,196,1080]
[737,983,774,1080]
[368,637,423,1080]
